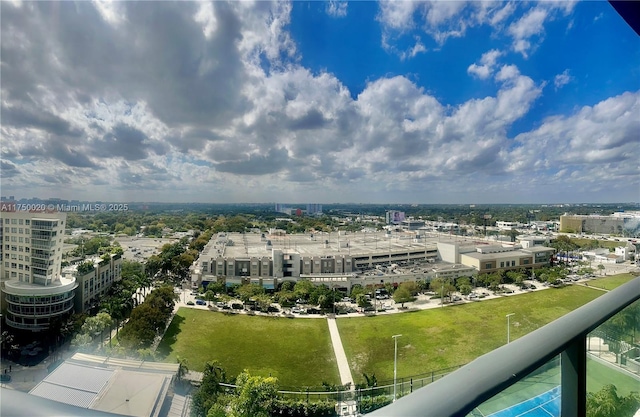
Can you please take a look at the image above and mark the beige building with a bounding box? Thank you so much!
[560,212,640,236]
[460,245,555,275]
[1,210,77,331]
[64,254,123,313]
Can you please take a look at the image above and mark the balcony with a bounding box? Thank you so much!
[369,277,640,417]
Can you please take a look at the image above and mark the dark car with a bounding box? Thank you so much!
[1,374,11,383]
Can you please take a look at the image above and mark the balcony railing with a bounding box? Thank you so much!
[369,277,640,417]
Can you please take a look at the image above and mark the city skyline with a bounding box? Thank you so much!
[1,1,638,204]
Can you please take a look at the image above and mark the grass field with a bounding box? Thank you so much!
[588,273,637,291]
[157,309,340,388]
[587,357,640,396]
[337,286,603,384]
[570,238,621,249]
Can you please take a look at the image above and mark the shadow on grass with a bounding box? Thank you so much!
[156,314,185,359]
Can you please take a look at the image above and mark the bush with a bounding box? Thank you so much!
[359,395,392,414]
[270,399,337,417]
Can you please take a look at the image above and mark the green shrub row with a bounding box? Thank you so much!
[269,398,337,417]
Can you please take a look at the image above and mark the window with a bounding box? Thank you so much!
[19,228,23,234]
[11,219,17,224]
[25,220,30,225]
[500,262,504,267]
[485,263,492,269]
[18,219,23,225]
[11,227,17,233]
[4,219,9,224]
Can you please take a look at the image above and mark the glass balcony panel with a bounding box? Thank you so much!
[467,355,561,417]
[587,300,640,416]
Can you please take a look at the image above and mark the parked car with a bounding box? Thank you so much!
[196,299,206,306]
[1,374,11,383]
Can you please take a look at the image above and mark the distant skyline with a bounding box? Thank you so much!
[1,1,638,204]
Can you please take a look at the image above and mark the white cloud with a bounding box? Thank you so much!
[467,49,503,79]
[508,91,640,180]
[1,1,636,203]
[326,0,348,18]
[377,1,419,31]
[554,69,573,90]
[509,8,547,39]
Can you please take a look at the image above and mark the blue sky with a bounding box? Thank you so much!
[1,1,638,204]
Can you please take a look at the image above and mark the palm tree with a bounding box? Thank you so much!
[176,356,189,383]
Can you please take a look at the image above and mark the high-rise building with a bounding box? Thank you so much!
[306,204,323,215]
[1,210,77,331]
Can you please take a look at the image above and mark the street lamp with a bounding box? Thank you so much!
[506,313,515,344]
[392,334,402,402]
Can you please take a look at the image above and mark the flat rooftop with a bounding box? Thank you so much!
[201,231,495,260]
[30,353,178,417]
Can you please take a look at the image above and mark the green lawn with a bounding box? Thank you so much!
[337,286,603,384]
[571,238,620,249]
[587,357,640,396]
[157,309,340,388]
[588,273,637,291]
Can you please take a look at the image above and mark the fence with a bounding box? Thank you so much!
[215,364,465,406]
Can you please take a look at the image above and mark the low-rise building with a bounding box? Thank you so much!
[64,253,122,314]
[458,245,555,275]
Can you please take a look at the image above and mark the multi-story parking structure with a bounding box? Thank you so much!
[1,210,77,331]
[190,231,556,292]
[191,230,440,291]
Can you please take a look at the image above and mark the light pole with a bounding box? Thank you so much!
[506,313,515,344]
[392,334,402,402]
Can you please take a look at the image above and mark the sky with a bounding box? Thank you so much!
[1,1,639,204]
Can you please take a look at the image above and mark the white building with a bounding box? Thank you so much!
[63,254,123,313]
[1,210,77,331]
[615,245,636,262]
[496,221,521,230]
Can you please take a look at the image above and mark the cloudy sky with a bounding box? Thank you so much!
[1,1,638,204]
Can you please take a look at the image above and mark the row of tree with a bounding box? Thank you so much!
[118,285,178,351]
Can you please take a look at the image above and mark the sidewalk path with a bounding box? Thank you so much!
[327,317,354,389]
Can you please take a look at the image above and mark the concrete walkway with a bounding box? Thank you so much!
[327,317,354,389]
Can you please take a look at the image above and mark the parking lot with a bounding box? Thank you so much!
[114,236,180,261]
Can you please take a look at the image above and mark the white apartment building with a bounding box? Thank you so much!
[1,210,77,331]
[63,254,123,314]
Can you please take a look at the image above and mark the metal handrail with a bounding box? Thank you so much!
[368,277,640,416]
